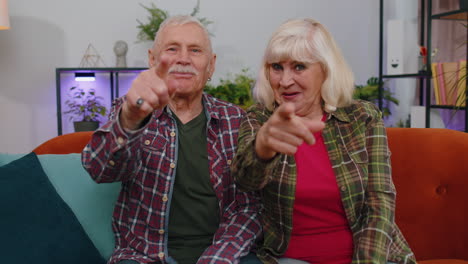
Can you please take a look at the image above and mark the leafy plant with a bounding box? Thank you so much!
[136,3,168,42]
[395,114,411,128]
[189,0,213,34]
[64,86,107,123]
[136,0,213,42]
[354,77,399,118]
[204,68,255,109]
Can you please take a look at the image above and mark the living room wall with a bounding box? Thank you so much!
[0,0,379,153]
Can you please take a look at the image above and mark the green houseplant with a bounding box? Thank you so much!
[204,68,255,109]
[64,86,107,132]
[136,3,168,42]
[136,0,213,42]
[354,77,399,118]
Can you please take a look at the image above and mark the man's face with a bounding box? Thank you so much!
[149,23,216,97]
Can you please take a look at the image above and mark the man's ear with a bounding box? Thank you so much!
[148,49,155,68]
[208,54,217,76]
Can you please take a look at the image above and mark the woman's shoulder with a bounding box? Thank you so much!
[246,103,273,124]
[339,100,383,120]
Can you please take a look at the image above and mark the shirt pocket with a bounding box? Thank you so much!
[141,132,168,151]
[347,147,369,182]
[349,148,369,164]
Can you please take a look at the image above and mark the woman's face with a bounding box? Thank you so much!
[268,59,325,118]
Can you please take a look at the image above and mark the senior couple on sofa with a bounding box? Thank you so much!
[2,128,467,264]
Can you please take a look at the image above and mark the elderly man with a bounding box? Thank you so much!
[82,15,261,264]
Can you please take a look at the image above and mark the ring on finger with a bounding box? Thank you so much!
[136,98,144,107]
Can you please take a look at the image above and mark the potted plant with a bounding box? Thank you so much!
[204,68,255,109]
[460,0,468,10]
[354,77,399,118]
[64,86,107,132]
[136,0,213,42]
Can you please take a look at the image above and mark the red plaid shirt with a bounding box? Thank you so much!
[82,94,261,264]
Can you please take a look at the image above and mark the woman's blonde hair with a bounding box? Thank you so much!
[253,18,355,112]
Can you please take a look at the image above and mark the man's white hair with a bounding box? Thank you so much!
[153,15,212,52]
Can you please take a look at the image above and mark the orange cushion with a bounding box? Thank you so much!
[419,260,468,264]
[387,128,468,261]
[33,132,93,154]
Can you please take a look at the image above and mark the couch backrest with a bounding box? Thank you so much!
[33,131,94,154]
[33,128,468,261]
[387,127,468,261]
[31,131,118,259]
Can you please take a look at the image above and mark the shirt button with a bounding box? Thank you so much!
[340,186,346,192]
[158,252,165,258]
[158,229,165,234]
[117,137,125,145]
[108,160,115,166]
[227,159,232,165]
[170,163,176,168]
[144,139,151,145]
[170,131,176,137]
[162,195,168,202]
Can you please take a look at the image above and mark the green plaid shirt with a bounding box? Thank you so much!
[232,100,416,264]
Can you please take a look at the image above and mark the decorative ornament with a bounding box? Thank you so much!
[113,40,128,68]
[79,43,107,67]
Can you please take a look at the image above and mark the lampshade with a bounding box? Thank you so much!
[0,0,10,30]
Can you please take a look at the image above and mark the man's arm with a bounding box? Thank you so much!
[81,97,146,183]
[197,188,261,264]
[82,68,173,183]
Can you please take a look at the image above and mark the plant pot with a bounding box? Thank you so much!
[73,121,99,132]
[461,0,468,10]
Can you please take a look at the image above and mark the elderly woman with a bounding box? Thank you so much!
[232,18,416,264]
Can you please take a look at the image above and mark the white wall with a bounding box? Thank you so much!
[0,0,379,153]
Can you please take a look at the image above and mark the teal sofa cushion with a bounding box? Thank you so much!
[0,153,25,165]
[38,153,120,259]
[0,152,121,260]
[0,152,105,264]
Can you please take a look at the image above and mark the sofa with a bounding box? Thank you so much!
[0,132,120,264]
[0,128,467,264]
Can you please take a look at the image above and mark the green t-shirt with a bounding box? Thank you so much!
[168,110,220,264]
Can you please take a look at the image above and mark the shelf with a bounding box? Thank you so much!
[432,9,468,20]
[56,67,148,73]
[382,72,431,79]
[56,67,147,135]
[379,0,468,132]
[430,105,467,110]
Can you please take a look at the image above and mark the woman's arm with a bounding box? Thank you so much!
[232,106,281,191]
[353,103,397,263]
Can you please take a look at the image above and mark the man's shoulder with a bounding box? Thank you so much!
[203,93,246,118]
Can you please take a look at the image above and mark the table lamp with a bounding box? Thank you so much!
[0,0,10,30]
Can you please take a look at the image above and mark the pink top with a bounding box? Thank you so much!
[283,129,353,263]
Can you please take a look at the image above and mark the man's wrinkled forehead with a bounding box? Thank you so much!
[154,23,212,52]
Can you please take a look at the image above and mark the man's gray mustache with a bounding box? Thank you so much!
[168,66,198,75]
